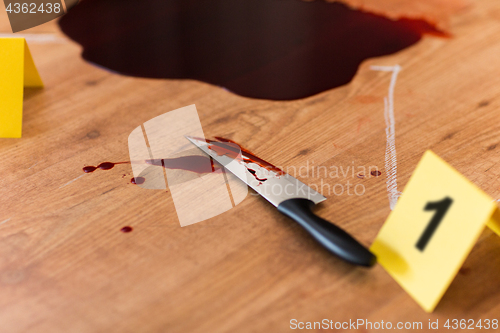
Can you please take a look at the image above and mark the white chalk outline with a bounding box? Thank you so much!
[0,33,67,44]
[0,218,11,226]
[59,174,84,189]
[371,65,402,210]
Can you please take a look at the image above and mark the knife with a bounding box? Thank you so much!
[185,136,376,267]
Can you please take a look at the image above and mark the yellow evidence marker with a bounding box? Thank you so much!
[0,38,43,138]
[371,150,500,312]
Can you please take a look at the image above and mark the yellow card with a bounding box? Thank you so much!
[371,151,500,312]
[0,38,43,138]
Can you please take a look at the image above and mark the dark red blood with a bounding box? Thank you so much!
[146,156,222,174]
[371,170,382,177]
[59,0,447,101]
[131,177,146,185]
[120,226,133,233]
[98,162,115,170]
[82,137,299,181]
[82,161,130,173]
[82,166,97,173]
[247,168,268,182]
[205,137,285,175]
[84,156,222,175]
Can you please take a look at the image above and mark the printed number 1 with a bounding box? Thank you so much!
[416,197,453,251]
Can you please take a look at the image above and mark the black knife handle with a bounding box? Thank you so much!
[277,198,376,267]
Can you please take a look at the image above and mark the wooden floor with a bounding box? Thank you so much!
[1,1,500,332]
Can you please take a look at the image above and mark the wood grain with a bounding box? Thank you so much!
[0,1,500,332]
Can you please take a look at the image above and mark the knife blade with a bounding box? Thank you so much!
[185,136,376,267]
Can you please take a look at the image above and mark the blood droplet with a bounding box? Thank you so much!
[131,177,146,185]
[121,226,133,233]
[82,161,130,173]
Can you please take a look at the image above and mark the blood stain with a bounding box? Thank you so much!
[146,156,222,174]
[59,0,447,100]
[84,137,294,182]
[371,170,382,177]
[207,137,285,175]
[247,168,268,182]
[121,226,133,233]
[83,161,130,173]
[131,177,146,185]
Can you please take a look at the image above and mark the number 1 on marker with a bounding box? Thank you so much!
[416,197,453,251]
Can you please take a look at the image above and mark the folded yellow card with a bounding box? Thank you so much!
[371,150,500,312]
[0,38,43,138]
